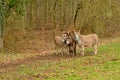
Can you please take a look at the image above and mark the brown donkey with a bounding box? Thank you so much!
[66,29,77,56]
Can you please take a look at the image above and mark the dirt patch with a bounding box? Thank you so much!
[0,49,99,69]
[0,50,72,69]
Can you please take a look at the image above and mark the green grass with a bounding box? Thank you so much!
[0,42,120,80]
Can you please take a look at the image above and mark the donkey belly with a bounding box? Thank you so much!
[83,41,94,47]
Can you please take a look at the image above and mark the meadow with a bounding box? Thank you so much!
[0,37,120,80]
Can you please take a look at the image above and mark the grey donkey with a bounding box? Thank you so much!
[74,30,98,56]
[54,32,71,54]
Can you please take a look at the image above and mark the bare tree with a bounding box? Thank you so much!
[0,0,5,51]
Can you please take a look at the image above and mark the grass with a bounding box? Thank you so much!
[0,39,120,80]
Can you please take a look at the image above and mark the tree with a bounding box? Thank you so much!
[0,0,5,51]
[0,0,29,52]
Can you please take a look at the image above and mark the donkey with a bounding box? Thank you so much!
[66,29,77,56]
[73,30,98,56]
[66,37,77,56]
[54,32,71,54]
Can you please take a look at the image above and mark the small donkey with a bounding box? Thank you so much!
[54,32,71,54]
[74,30,98,56]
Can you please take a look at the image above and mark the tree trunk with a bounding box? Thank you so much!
[74,3,82,29]
[0,0,5,52]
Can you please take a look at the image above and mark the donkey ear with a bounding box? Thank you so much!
[78,30,81,33]
[67,32,70,35]
[73,30,76,33]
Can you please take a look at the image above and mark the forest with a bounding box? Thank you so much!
[0,0,120,52]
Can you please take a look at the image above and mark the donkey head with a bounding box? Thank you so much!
[61,32,71,45]
[73,30,82,43]
[61,32,70,40]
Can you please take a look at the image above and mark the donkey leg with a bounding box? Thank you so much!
[61,47,64,55]
[81,46,84,56]
[73,46,76,56]
[69,46,73,57]
[55,46,60,54]
[93,44,97,55]
[71,46,75,56]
